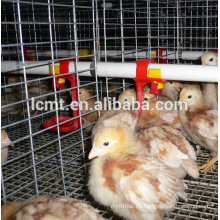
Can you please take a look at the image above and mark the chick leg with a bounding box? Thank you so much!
[199,156,218,173]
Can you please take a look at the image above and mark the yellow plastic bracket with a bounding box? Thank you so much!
[157,82,164,89]
[58,78,65,83]
[148,68,162,79]
[79,49,91,59]
[50,65,60,75]
[49,65,65,83]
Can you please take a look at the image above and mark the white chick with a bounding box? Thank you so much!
[201,51,218,110]
[89,113,187,220]
[2,196,104,220]
[179,87,218,173]
[1,130,12,164]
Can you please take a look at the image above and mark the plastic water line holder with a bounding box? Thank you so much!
[43,59,84,132]
[156,48,167,64]
[134,59,167,117]
[210,49,218,54]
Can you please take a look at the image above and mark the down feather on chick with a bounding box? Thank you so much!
[1,130,13,164]
[201,51,218,110]
[1,196,104,220]
[136,92,199,179]
[118,88,136,107]
[73,87,99,132]
[138,89,184,132]
[161,81,180,102]
[88,112,187,220]
[179,87,218,173]
[138,125,199,179]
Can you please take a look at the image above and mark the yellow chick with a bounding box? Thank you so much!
[88,116,187,220]
[118,88,136,107]
[1,130,13,164]
[1,196,103,220]
[179,87,218,173]
[201,51,218,110]
[201,51,218,66]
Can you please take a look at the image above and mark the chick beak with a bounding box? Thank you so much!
[88,144,101,160]
[202,62,207,65]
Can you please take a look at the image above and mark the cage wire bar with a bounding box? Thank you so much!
[1,0,218,219]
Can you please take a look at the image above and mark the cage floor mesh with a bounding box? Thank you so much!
[1,114,218,220]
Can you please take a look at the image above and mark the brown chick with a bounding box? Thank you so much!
[161,81,180,102]
[2,196,104,220]
[8,77,53,102]
[1,93,23,116]
[136,92,199,179]
[201,52,218,110]
[138,90,183,132]
[138,125,199,179]
[88,117,187,220]
[1,130,13,164]
[179,87,218,173]
[76,87,99,132]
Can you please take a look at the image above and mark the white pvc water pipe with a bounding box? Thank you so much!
[2,49,215,60]
[1,61,218,82]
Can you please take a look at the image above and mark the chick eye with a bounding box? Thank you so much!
[188,95,192,99]
[209,58,213,62]
[124,98,128,102]
[79,92,82,95]
[144,98,148,101]
[170,82,173,84]
[103,142,109,146]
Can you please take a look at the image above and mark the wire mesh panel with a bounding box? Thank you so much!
[1,0,218,219]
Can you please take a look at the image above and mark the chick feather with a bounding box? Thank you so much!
[70,87,99,132]
[89,113,187,220]
[1,196,104,220]
[201,51,218,110]
[179,87,218,173]
[1,130,13,164]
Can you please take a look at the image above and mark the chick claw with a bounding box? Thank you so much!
[199,156,218,173]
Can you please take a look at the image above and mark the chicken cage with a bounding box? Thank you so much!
[1,0,218,219]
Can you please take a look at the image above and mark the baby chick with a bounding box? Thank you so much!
[1,93,23,116]
[77,87,99,132]
[138,89,182,131]
[118,88,136,107]
[201,51,218,110]
[1,196,104,220]
[89,116,187,220]
[201,51,218,66]
[138,125,199,179]
[179,87,218,173]
[161,81,181,102]
[1,130,13,164]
